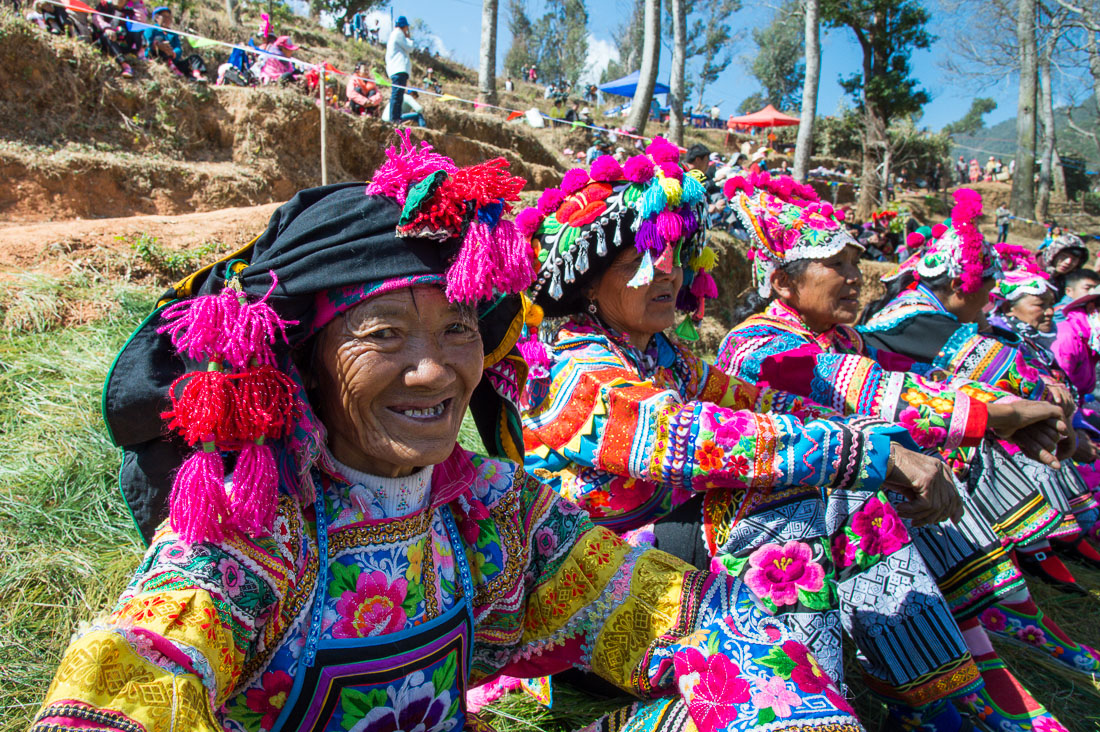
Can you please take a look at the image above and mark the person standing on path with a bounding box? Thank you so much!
[386,15,412,124]
[996,204,1012,243]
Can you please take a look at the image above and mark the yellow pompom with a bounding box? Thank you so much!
[690,246,718,272]
[658,175,682,206]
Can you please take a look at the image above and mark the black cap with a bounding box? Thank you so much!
[686,143,711,162]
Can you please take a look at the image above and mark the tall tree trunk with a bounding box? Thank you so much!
[667,0,686,146]
[478,0,500,105]
[1053,147,1067,200]
[1012,0,1038,216]
[1037,40,1056,220]
[224,0,237,25]
[793,0,819,181]
[626,0,660,134]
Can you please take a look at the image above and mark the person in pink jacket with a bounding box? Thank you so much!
[1053,294,1100,397]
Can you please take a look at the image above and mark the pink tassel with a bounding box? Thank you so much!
[691,270,718,298]
[656,210,683,244]
[491,220,537,293]
[163,369,235,446]
[446,221,499,303]
[517,332,552,373]
[723,176,752,199]
[221,273,296,369]
[158,293,232,363]
[659,161,683,181]
[230,441,278,536]
[646,136,680,163]
[170,448,227,544]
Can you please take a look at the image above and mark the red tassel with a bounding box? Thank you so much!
[228,366,300,442]
[163,368,235,446]
[170,447,227,544]
[231,441,279,536]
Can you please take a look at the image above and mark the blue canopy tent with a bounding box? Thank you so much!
[598,70,670,97]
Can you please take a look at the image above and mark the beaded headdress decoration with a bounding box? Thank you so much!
[726,172,859,298]
[519,137,717,339]
[154,133,535,544]
[887,188,1000,293]
[990,244,1055,306]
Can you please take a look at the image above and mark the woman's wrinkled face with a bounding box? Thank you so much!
[313,286,483,477]
[1010,292,1056,332]
[772,245,863,331]
[590,246,683,349]
[1052,251,1083,275]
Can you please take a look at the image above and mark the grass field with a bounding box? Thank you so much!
[2,264,1100,731]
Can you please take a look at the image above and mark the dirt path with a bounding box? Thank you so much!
[0,203,281,276]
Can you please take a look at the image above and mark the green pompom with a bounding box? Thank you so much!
[399,170,448,226]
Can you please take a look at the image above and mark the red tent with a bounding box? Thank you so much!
[725,104,800,128]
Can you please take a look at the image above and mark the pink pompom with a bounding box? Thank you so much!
[646,136,680,163]
[931,223,948,238]
[656,210,683,243]
[158,291,234,363]
[515,207,545,239]
[561,168,591,195]
[723,176,752,199]
[907,232,926,247]
[952,188,983,221]
[834,207,846,221]
[690,270,718,298]
[537,188,566,215]
[623,155,655,184]
[659,162,683,181]
[170,448,227,544]
[517,332,552,372]
[590,155,624,182]
[230,441,279,537]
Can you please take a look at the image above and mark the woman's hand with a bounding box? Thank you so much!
[988,401,1069,469]
[1043,383,1076,421]
[884,443,963,526]
[1073,430,1098,463]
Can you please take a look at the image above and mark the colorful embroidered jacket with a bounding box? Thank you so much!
[34,449,860,732]
[858,284,1049,400]
[521,317,902,533]
[716,300,1008,453]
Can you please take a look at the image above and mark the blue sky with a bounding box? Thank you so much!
[364,0,1022,132]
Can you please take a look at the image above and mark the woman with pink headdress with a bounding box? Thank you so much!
[256,13,300,85]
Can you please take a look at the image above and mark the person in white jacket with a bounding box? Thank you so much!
[386,15,412,125]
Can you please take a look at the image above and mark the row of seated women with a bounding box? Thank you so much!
[32,136,1099,732]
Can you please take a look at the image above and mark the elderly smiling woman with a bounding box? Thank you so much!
[517,140,994,731]
[32,137,860,732]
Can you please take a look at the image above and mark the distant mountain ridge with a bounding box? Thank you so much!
[951,104,1100,171]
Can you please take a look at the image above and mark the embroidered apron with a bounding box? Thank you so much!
[270,492,476,732]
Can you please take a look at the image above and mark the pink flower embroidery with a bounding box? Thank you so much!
[979,607,1007,633]
[751,675,803,718]
[831,533,856,569]
[217,558,243,597]
[333,570,408,638]
[783,641,853,714]
[898,407,947,448]
[744,541,825,607]
[673,647,750,730]
[1017,624,1047,646]
[1033,717,1070,732]
[850,497,909,556]
[244,669,294,729]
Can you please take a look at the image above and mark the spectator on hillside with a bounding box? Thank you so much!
[368,18,380,43]
[955,154,967,184]
[548,97,566,126]
[613,146,627,163]
[563,100,580,124]
[28,0,76,36]
[91,0,141,78]
[709,104,720,128]
[346,60,382,116]
[386,15,412,125]
[504,77,514,92]
[144,7,206,80]
[258,34,299,85]
[396,88,426,127]
[927,162,942,191]
[422,67,441,94]
[995,203,1012,243]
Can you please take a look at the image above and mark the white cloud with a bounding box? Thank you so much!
[578,34,618,86]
